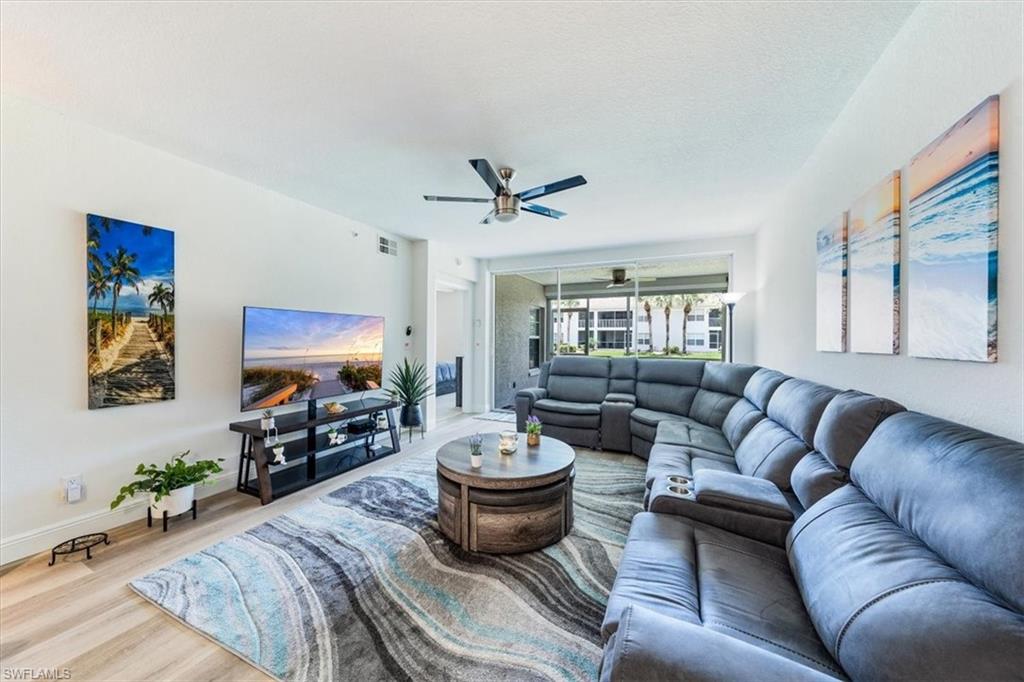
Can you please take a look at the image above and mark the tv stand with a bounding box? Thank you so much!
[229,396,401,504]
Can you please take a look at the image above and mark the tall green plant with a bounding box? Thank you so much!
[386,358,433,406]
[110,451,223,508]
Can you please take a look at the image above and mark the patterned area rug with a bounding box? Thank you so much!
[131,448,646,681]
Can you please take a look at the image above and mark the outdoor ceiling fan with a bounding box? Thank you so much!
[593,268,657,289]
[424,159,587,224]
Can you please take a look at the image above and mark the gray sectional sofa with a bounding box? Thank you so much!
[516,357,1024,680]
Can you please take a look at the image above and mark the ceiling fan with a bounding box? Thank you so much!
[593,268,658,289]
[424,159,587,224]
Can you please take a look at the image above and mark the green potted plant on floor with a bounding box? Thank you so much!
[110,451,224,516]
[386,358,433,428]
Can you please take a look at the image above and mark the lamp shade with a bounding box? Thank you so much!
[721,291,746,305]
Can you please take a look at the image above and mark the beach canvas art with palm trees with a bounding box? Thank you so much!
[848,172,900,355]
[907,96,998,362]
[87,214,175,409]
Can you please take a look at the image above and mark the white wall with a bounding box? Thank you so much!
[0,96,414,560]
[436,291,467,363]
[754,2,1023,439]
[488,235,758,363]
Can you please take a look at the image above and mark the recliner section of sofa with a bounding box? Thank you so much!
[519,355,611,449]
[601,412,1024,680]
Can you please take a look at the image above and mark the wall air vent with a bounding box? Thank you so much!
[378,236,398,256]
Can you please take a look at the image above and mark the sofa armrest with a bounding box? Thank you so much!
[604,392,637,405]
[600,400,634,453]
[600,605,837,682]
[693,469,793,520]
[515,388,548,431]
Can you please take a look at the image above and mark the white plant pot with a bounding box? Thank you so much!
[470,453,483,468]
[150,484,195,516]
[260,417,275,431]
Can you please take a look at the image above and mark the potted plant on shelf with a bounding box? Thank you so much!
[260,409,275,432]
[525,415,543,446]
[110,451,224,517]
[468,433,484,468]
[386,358,433,428]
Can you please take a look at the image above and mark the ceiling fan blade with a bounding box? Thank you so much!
[469,159,504,197]
[480,210,496,224]
[424,195,492,203]
[521,203,567,220]
[515,175,587,202]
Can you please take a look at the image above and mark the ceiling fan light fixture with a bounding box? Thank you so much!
[493,210,519,223]
[493,194,521,223]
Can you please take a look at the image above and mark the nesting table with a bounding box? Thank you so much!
[435,432,575,554]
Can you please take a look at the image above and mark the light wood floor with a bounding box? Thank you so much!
[0,414,489,681]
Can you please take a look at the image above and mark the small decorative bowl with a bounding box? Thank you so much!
[498,430,518,454]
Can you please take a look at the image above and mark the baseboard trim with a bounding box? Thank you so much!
[0,472,237,566]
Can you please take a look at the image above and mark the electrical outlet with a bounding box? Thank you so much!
[61,475,84,503]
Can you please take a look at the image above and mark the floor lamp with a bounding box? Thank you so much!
[721,292,746,363]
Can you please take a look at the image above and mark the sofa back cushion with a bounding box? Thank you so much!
[546,355,610,404]
[688,363,760,428]
[791,391,906,509]
[634,359,704,416]
[609,357,637,395]
[732,419,811,489]
[787,413,1024,680]
[765,379,839,447]
[743,368,788,411]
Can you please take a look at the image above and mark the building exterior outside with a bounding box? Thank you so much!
[552,295,723,357]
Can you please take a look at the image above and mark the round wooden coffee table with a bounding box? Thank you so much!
[436,432,575,554]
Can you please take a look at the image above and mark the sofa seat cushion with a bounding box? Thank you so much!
[532,399,601,429]
[656,420,733,456]
[603,513,842,678]
[646,443,737,488]
[632,408,686,427]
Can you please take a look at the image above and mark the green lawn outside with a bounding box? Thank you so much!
[585,349,723,361]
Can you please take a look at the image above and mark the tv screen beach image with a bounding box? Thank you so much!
[907,96,998,362]
[87,214,175,409]
[241,307,384,411]
[847,172,901,355]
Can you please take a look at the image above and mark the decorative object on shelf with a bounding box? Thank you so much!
[260,409,276,431]
[816,214,848,353]
[326,425,346,446]
[387,358,433,440]
[469,433,484,468]
[324,401,347,415]
[720,291,745,362]
[375,412,389,430]
[110,451,223,532]
[87,214,176,410]
[499,430,518,455]
[848,171,901,355]
[271,444,286,464]
[907,95,999,362]
[525,416,543,446]
[49,532,110,566]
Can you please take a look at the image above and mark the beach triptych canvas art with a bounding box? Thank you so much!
[907,96,999,362]
[847,172,901,355]
[87,214,175,409]
[815,213,847,352]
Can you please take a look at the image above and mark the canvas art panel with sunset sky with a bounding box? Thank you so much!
[907,96,998,362]
[848,172,900,355]
[241,307,384,411]
[816,213,847,353]
[87,214,175,409]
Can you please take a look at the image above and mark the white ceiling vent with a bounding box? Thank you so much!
[378,236,398,256]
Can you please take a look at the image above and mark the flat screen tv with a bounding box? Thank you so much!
[241,306,384,411]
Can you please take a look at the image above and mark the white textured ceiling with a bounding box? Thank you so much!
[0,1,916,257]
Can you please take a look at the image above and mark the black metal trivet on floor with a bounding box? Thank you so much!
[49,533,110,566]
